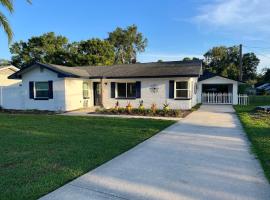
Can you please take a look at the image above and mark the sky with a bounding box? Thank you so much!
[1,0,270,72]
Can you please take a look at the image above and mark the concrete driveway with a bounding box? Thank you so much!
[40,105,270,200]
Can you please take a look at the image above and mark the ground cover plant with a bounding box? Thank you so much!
[0,113,174,200]
[235,103,270,182]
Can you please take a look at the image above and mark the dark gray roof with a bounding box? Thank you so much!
[198,70,244,82]
[10,61,203,79]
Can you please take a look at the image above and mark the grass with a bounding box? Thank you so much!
[0,113,174,200]
[234,104,270,182]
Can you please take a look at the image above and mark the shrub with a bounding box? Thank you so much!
[94,106,186,118]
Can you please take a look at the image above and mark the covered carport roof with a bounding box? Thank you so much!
[199,70,244,83]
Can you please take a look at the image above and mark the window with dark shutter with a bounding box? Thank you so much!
[136,81,141,98]
[169,80,174,99]
[29,81,34,99]
[111,82,115,98]
[48,81,53,99]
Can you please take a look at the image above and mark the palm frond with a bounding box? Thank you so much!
[0,12,13,43]
[0,0,14,13]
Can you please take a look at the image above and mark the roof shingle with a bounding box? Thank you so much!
[10,61,203,79]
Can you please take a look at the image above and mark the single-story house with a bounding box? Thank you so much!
[1,61,241,111]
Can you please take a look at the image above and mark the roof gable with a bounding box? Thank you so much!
[199,71,242,83]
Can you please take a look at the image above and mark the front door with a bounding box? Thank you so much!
[93,82,102,106]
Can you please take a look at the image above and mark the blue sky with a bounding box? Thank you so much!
[1,0,270,71]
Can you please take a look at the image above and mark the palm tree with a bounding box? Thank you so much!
[0,0,31,43]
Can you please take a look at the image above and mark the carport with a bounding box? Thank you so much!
[197,71,239,105]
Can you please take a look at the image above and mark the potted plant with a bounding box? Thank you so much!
[126,102,132,113]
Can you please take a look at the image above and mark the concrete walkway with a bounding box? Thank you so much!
[40,105,270,200]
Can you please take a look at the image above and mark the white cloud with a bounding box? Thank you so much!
[194,0,270,36]
[258,55,270,72]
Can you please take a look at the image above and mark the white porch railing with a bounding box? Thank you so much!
[238,94,249,105]
[202,93,233,104]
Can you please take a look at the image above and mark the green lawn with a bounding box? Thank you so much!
[234,104,270,182]
[0,114,174,200]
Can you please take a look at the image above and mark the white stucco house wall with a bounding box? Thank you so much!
[1,61,241,111]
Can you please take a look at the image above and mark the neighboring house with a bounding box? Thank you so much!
[1,61,241,111]
[256,83,270,95]
[0,65,21,86]
[0,66,21,108]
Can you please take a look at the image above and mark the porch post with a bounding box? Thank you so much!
[100,78,104,107]
[232,83,238,105]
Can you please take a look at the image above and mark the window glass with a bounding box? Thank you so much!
[176,90,188,98]
[127,83,136,98]
[175,81,189,98]
[117,83,126,98]
[35,82,49,98]
[83,82,89,99]
[176,82,188,89]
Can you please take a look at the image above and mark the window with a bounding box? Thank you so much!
[117,83,136,98]
[175,81,190,99]
[83,82,89,99]
[35,82,49,98]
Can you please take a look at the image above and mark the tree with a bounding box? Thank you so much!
[0,0,31,43]
[76,39,115,66]
[261,68,270,82]
[10,32,70,68]
[204,46,259,81]
[182,57,201,62]
[10,32,116,68]
[242,53,259,81]
[107,24,147,64]
[0,59,11,66]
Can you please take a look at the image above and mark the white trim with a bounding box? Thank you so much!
[174,81,191,99]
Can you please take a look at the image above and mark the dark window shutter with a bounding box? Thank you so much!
[169,80,175,99]
[111,82,115,98]
[48,81,53,99]
[29,81,34,99]
[136,81,141,98]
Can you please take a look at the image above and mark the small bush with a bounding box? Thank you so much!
[95,107,186,118]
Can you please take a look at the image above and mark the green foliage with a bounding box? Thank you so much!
[182,57,201,62]
[96,107,186,118]
[243,53,259,81]
[261,68,270,82]
[75,39,115,66]
[10,32,69,67]
[249,95,270,105]
[10,33,115,68]
[0,113,173,200]
[234,105,270,182]
[238,83,253,94]
[0,59,11,66]
[0,0,31,43]
[10,25,147,68]
[107,24,147,64]
[204,46,259,82]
